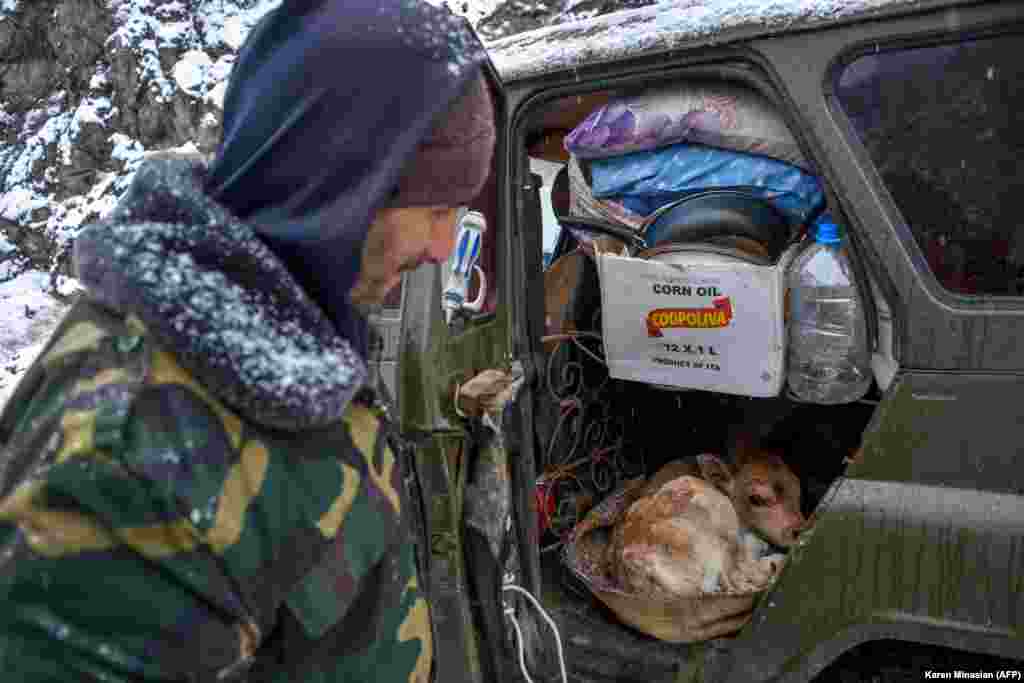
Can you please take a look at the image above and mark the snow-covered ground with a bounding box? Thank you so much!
[0,271,70,407]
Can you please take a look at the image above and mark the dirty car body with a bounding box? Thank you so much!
[392,1,1024,681]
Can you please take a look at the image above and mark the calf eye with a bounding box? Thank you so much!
[748,494,770,507]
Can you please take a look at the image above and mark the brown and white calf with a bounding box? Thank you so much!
[609,440,807,599]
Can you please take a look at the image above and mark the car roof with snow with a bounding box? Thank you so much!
[485,0,969,82]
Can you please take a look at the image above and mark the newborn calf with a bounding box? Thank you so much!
[609,440,806,599]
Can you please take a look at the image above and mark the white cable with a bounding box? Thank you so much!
[502,584,569,683]
[504,606,534,683]
[570,335,607,367]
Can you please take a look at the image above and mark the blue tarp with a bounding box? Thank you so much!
[589,143,825,228]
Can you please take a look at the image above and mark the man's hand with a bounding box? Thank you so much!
[456,369,517,419]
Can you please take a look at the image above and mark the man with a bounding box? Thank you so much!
[0,1,497,680]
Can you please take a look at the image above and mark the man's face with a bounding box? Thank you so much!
[350,205,460,308]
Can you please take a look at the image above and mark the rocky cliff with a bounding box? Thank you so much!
[0,0,281,294]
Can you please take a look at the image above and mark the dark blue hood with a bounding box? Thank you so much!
[205,0,489,356]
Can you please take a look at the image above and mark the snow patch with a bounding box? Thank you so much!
[158,20,192,45]
[206,81,229,110]
[208,0,282,50]
[0,105,79,221]
[424,0,505,25]
[0,189,44,224]
[155,1,186,15]
[222,15,249,51]
[141,141,201,159]
[488,0,922,81]
[74,96,114,126]
[53,275,84,299]
[107,133,148,199]
[0,270,69,410]
[90,65,112,91]
[173,50,215,96]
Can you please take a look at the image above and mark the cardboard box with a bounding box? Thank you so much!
[598,248,796,397]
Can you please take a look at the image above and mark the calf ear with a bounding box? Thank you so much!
[696,454,733,493]
[730,429,757,465]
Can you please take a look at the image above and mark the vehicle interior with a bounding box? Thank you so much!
[511,70,890,680]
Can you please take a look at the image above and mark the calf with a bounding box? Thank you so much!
[609,439,806,599]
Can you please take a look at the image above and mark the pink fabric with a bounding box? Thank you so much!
[564,82,808,170]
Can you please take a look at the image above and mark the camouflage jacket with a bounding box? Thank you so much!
[0,159,432,682]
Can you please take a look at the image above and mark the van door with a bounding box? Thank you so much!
[396,56,519,683]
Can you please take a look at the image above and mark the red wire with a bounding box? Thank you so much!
[534,482,556,535]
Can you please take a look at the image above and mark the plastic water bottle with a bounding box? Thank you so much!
[786,218,872,404]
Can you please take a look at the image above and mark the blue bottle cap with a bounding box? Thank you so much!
[815,221,841,245]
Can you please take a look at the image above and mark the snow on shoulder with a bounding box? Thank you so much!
[486,0,942,82]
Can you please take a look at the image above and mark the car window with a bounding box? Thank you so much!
[530,157,566,268]
[835,33,1024,297]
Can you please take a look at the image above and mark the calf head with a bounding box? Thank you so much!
[697,440,806,548]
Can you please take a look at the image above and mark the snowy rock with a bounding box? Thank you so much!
[0,0,283,283]
[222,15,249,51]
[172,49,214,96]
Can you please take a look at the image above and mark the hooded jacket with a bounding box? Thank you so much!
[206,0,490,356]
[0,1,491,680]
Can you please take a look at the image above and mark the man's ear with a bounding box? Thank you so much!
[696,454,733,493]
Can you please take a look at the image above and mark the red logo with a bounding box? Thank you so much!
[646,297,734,337]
